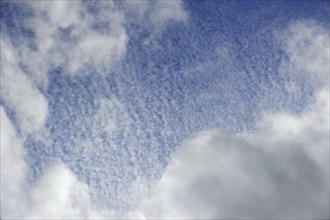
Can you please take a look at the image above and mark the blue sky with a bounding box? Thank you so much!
[1,1,329,219]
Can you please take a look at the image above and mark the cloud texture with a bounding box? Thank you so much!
[1,0,188,218]
[139,19,329,219]
[143,91,329,218]
[1,1,329,219]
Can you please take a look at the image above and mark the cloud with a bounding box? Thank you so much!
[0,34,48,138]
[144,81,329,219]
[256,88,329,169]
[142,125,328,219]
[0,107,109,219]
[137,20,330,219]
[1,2,327,219]
[1,107,81,218]
[22,1,128,77]
[0,0,189,136]
[124,1,188,26]
[1,19,125,217]
[140,90,329,219]
[150,1,188,27]
[1,1,189,218]
[4,0,188,84]
[0,107,29,218]
[281,20,329,86]
[0,94,134,219]
[27,162,104,219]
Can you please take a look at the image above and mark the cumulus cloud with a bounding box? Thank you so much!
[137,20,330,219]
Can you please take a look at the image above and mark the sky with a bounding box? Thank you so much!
[0,0,329,219]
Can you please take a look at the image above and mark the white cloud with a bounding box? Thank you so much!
[0,109,109,219]
[142,125,328,219]
[10,0,188,82]
[151,1,188,27]
[136,20,330,219]
[34,1,81,29]
[23,1,128,77]
[0,96,133,219]
[0,35,48,137]
[140,87,329,219]
[2,2,327,219]
[1,1,190,218]
[0,107,29,218]
[280,20,330,87]
[28,163,100,219]
[124,1,188,31]
[256,88,329,169]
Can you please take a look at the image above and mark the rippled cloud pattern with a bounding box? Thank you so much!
[1,1,329,219]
